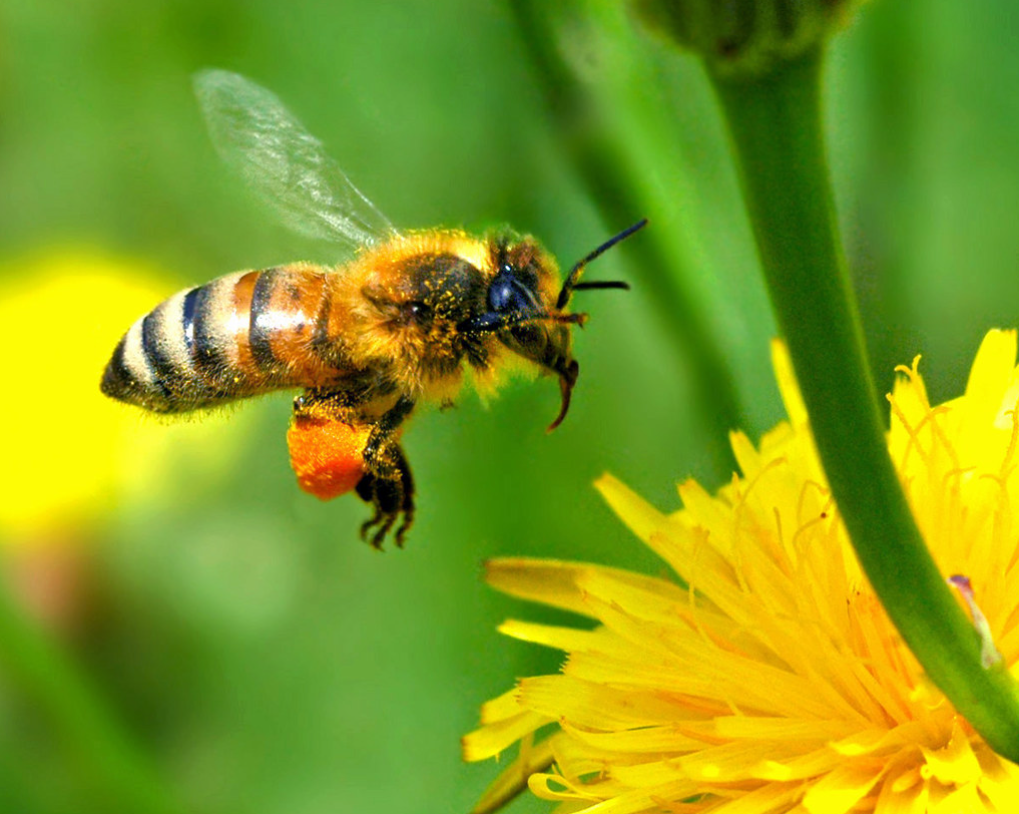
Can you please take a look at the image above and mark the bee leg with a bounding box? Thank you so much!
[355,444,415,549]
[357,397,416,549]
[391,445,415,547]
[362,395,415,470]
[292,387,363,422]
[356,470,400,548]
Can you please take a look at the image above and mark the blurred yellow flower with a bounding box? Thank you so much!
[464,330,1019,813]
[0,250,250,542]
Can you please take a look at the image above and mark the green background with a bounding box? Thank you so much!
[1,2,1018,813]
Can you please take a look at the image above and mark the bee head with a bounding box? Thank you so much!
[464,219,646,431]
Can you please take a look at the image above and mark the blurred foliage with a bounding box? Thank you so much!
[1,1,1018,813]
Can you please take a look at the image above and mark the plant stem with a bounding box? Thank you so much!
[0,577,183,814]
[709,47,1019,761]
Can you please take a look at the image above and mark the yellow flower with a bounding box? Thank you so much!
[463,330,1019,813]
[0,250,251,542]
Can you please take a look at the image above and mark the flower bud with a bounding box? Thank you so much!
[631,0,864,76]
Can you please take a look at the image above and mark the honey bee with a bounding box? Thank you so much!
[101,70,646,547]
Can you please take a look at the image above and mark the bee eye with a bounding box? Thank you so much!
[489,269,536,314]
[489,276,516,312]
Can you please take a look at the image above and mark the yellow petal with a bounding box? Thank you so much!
[801,762,883,813]
[874,776,930,814]
[594,473,671,546]
[920,721,981,786]
[470,734,556,814]
[477,687,527,725]
[678,740,836,783]
[519,675,696,730]
[462,708,552,761]
[771,339,807,427]
[703,783,802,814]
[559,720,703,754]
[498,619,605,652]
[486,558,662,618]
[963,329,1017,419]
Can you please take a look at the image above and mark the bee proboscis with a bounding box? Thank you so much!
[101,70,646,547]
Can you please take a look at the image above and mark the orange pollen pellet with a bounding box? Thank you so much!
[286,415,373,500]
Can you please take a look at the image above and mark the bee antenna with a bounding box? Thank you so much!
[570,280,631,293]
[556,218,647,310]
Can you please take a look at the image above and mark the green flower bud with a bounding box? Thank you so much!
[632,0,864,76]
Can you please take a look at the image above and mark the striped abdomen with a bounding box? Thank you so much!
[102,264,348,413]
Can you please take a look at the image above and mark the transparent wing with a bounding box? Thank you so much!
[194,69,396,248]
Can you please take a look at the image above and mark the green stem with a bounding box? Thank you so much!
[0,576,183,814]
[709,48,1019,761]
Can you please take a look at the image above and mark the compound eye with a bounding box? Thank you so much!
[489,268,536,314]
[488,275,516,312]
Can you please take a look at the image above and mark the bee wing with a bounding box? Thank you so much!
[194,69,397,249]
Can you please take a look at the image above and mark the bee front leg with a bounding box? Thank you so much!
[358,396,416,548]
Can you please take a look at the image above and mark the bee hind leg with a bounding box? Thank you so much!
[355,444,415,549]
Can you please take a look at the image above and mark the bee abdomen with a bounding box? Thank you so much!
[101,283,230,413]
[102,265,346,414]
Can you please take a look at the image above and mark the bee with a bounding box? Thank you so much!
[101,70,646,548]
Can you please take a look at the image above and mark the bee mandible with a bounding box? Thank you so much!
[101,70,646,548]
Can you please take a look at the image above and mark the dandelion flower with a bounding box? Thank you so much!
[464,330,1019,813]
